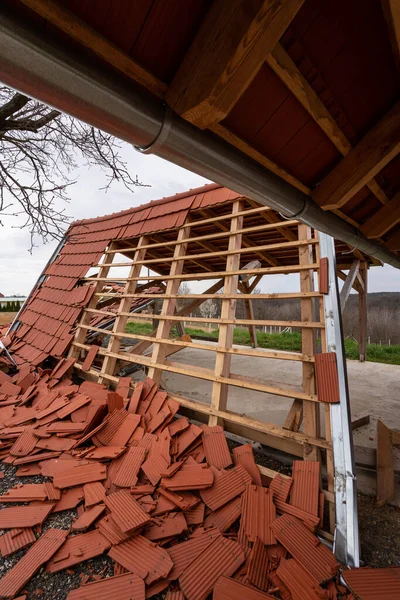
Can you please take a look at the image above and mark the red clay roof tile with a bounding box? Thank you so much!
[269,474,292,503]
[113,446,147,488]
[81,345,99,371]
[84,482,106,507]
[141,453,169,486]
[0,483,48,502]
[84,446,126,460]
[202,426,232,470]
[97,514,131,546]
[158,487,200,511]
[239,485,276,545]
[66,572,145,600]
[104,489,151,534]
[53,487,85,512]
[179,535,245,600]
[203,496,241,532]
[273,497,320,530]
[107,391,124,412]
[214,576,276,599]
[108,413,140,446]
[247,538,269,592]
[0,528,68,598]
[0,528,36,557]
[56,394,91,419]
[277,558,327,600]
[314,353,340,403]
[168,417,189,437]
[36,436,77,452]
[290,461,320,517]
[9,428,38,457]
[162,463,214,491]
[232,443,262,486]
[46,530,111,573]
[166,529,222,580]
[342,567,400,600]
[144,512,187,541]
[53,462,107,489]
[92,409,128,445]
[109,534,173,585]
[271,514,339,584]
[184,502,205,526]
[200,465,252,511]
[147,406,171,433]
[175,424,203,458]
[165,592,185,600]
[71,504,106,531]
[0,503,54,528]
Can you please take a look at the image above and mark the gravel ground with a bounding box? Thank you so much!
[0,448,399,599]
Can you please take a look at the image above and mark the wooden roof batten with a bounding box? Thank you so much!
[5,0,400,268]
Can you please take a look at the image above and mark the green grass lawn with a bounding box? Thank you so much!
[125,322,400,365]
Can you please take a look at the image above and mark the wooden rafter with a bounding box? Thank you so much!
[166,0,305,129]
[382,0,400,76]
[339,260,360,311]
[312,101,400,210]
[361,191,400,238]
[266,44,389,206]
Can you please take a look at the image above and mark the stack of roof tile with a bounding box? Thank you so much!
[0,361,388,599]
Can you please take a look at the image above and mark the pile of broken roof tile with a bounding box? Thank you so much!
[0,359,378,599]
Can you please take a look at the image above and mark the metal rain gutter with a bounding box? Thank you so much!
[0,12,399,269]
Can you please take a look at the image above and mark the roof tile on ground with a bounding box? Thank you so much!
[213,576,276,599]
[113,446,147,487]
[271,514,340,584]
[81,345,99,371]
[83,445,126,460]
[147,405,171,433]
[202,425,232,469]
[175,424,203,458]
[273,497,320,530]
[144,512,187,541]
[168,417,189,437]
[342,567,400,600]
[66,572,145,600]
[46,530,111,572]
[35,436,77,452]
[84,481,106,507]
[0,483,47,502]
[247,538,269,591]
[97,514,131,545]
[203,497,242,532]
[165,592,185,600]
[0,504,54,528]
[53,487,84,512]
[0,528,36,557]
[269,474,292,503]
[53,462,107,489]
[71,503,106,531]
[109,534,173,585]
[269,571,292,600]
[0,528,68,598]
[290,460,320,517]
[108,413,140,446]
[92,409,128,445]
[104,489,151,533]
[166,529,222,580]
[9,428,39,457]
[277,558,328,600]
[147,390,167,418]
[239,485,276,545]
[161,463,214,491]
[179,535,245,600]
[107,391,124,412]
[200,465,252,511]
[232,443,262,486]
[184,502,205,525]
[56,394,91,419]
[141,452,169,486]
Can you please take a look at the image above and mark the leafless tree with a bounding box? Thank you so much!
[200,298,218,331]
[0,87,145,250]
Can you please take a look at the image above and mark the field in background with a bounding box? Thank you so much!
[0,312,16,326]
[126,321,400,365]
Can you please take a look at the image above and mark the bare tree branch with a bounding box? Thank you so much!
[0,87,146,250]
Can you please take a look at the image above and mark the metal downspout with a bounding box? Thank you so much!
[0,12,399,269]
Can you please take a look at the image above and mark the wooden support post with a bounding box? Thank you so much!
[240,281,258,348]
[148,226,191,385]
[298,224,320,461]
[377,419,395,506]
[98,236,148,383]
[339,260,360,311]
[209,200,244,426]
[358,262,368,361]
[283,399,303,432]
[69,242,118,360]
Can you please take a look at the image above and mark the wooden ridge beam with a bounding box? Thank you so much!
[361,191,400,238]
[166,0,305,129]
[267,44,389,206]
[312,101,400,210]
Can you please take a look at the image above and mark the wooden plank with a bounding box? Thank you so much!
[376,419,395,506]
[382,0,400,75]
[95,292,321,301]
[386,228,400,251]
[361,191,400,238]
[19,0,166,98]
[241,282,258,348]
[298,224,320,462]
[339,260,360,311]
[209,200,244,426]
[266,43,389,206]
[283,399,303,432]
[351,413,370,431]
[166,0,304,128]
[358,263,368,362]
[336,269,362,294]
[312,101,400,209]
[147,226,191,385]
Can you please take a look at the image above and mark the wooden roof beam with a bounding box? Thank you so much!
[312,101,400,210]
[266,44,389,206]
[361,191,400,238]
[166,0,305,129]
[382,0,400,76]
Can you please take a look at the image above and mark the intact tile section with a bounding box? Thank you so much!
[200,465,252,510]
[247,537,269,591]
[0,504,54,528]
[66,573,145,600]
[277,558,326,600]
[203,497,242,533]
[290,460,320,517]
[53,462,107,488]
[269,474,292,503]
[162,463,214,491]
[232,443,262,486]
[214,576,275,599]
[109,534,173,585]
[202,426,232,469]
[84,481,106,507]
[179,535,245,600]
[113,446,147,487]
[46,530,111,572]
[343,567,400,600]
[98,515,131,546]
[239,485,276,545]
[0,529,68,598]
[71,504,106,531]
[0,528,36,557]
[271,514,340,584]
[141,453,169,486]
[167,530,221,580]
[104,489,151,534]
[314,353,340,403]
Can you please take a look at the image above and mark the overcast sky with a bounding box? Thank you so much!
[1,142,399,297]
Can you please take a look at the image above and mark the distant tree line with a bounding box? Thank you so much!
[0,300,23,312]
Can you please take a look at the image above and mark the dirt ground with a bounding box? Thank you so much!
[0,312,16,325]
